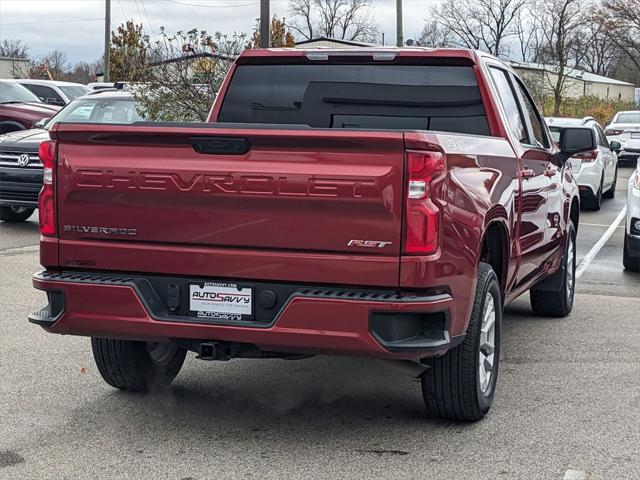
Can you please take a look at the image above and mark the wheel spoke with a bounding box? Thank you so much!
[478,290,497,395]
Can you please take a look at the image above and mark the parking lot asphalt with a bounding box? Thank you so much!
[1,167,639,479]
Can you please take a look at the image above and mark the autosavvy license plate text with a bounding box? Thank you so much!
[190,283,252,319]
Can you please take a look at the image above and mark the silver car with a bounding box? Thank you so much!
[547,116,620,210]
[606,110,640,164]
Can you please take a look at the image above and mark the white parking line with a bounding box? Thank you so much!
[563,469,586,480]
[580,222,625,228]
[576,206,627,279]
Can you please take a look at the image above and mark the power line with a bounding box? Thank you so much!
[116,0,127,19]
[133,0,144,25]
[1,17,103,26]
[139,0,156,36]
[162,0,259,7]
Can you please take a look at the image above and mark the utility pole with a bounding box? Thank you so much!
[104,0,111,81]
[396,0,403,47]
[260,0,270,48]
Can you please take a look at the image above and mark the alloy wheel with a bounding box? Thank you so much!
[478,291,496,395]
[566,234,575,303]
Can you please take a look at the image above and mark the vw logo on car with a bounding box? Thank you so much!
[17,154,30,167]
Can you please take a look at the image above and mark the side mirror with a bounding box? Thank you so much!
[605,120,610,127]
[558,127,597,164]
[33,118,50,129]
[45,97,63,106]
[609,140,622,152]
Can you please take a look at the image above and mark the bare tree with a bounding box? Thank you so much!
[0,39,29,59]
[30,50,69,80]
[430,0,527,57]
[529,0,585,115]
[576,11,621,76]
[137,28,246,122]
[288,0,378,42]
[599,0,640,71]
[418,20,454,48]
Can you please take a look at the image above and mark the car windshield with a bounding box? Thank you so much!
[59,85,91,101]
[614,112,640,123]
[45,97,145,129]
[0,82,41,103]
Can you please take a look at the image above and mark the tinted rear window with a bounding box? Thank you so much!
[218,64,489,135]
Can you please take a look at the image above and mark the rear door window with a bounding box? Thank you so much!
[23,84,64,105]
[513,78,549,148]
[488,67,527,144]
[218,64,490,135]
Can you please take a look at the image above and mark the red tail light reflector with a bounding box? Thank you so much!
[404,150,445,255]
[38,140,56,236]
[605,129,623,136]
[573,149,598,162]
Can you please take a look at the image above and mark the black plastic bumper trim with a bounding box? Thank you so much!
[31,271,453,333]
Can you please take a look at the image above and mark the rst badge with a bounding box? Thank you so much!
[189,283,252,319]
[348,239,393,248]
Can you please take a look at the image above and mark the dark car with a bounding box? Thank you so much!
[0,90,144,223]
[0,80,61,134]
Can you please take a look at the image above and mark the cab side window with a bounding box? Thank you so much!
[514,78,549,148]
[23,84,64,106]
[489,67,528,144]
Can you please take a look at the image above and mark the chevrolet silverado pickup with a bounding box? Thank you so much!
[30,48,596,421]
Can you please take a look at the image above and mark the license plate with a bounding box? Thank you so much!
[631,132,640,139]
[189,283,252,320]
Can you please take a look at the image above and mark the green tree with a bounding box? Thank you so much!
[136,28,246,122]
[110,21,148,82]
[247,16,296,48]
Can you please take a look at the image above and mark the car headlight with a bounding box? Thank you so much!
[635,174,640,190]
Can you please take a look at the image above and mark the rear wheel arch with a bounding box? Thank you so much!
[570,196,580,234]
[478,220,509,299]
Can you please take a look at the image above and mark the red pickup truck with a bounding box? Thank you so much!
[30,48,595,421]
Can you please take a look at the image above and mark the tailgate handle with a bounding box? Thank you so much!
[190,136,250,155]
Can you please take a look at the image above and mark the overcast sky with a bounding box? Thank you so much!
[0,0,435,63]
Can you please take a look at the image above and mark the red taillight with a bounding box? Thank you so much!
[605,129,623,136]
[404,150,445,255]
[38,140,56,236]
[573,149,598,162]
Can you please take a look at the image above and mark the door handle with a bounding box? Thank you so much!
[521,168,535,179]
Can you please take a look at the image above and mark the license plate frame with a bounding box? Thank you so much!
[189,282,253,321]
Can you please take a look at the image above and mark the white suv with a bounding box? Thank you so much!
[624,158,640,271]
[606,110,640,164]
[547,117,620,210]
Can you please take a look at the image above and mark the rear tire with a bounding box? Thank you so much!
[583,177,603,210]
[603,167,617,199]
[0,206,35,223]
[91,338,186,392]
[530,222,576,317]
[623,232,639,272]
[420,262,501,422]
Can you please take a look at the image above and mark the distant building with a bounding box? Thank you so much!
[511,61,636,103]
[294,37,378,49]
[0,56,29,79]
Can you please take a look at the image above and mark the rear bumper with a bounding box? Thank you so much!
[30,271,463,361]
[627,233,640,257]
[574,163,601,196]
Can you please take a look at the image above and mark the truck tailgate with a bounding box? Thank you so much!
[53,124,405,287]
